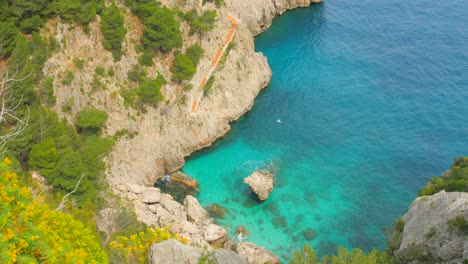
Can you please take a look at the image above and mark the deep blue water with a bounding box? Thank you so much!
[183,0,468,260]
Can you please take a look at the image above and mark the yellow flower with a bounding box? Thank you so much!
[3,157,12,165]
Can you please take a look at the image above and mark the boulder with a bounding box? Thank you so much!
[204,224,228,247]
[243,170,274,201]
[170,171,199,189]
[149,239,248,264]
[149,239,201,264]
[141,187,161,204]
[236,242,280,264]
[184,195,208,224]
[235,225,250,241]
[394,191,468,263]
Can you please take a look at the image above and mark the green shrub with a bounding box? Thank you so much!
[171,52,196,82]
[75,108,108,133]
[184,9,217,36]
[128,65,147,83]
[95,66,106,76]
[39,77,56,106]
[101,3,126,60]
[447,216,468,235]
[419,157,468,196]
[289,245,392,264]
[139,53,153,66]
[142,7,182,53]
[137,75,166,106]
[61,70,75,85]
[108,67,115,77]
[186,43,204,66]
[74,57,85,69]
[425,227,436,239]
[0,21,19,56]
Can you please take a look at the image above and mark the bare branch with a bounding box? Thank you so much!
[55,173,85,211]
[0,44,31,154]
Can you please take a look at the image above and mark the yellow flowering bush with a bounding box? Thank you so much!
[0,158,107,263]
[109,227,187,263]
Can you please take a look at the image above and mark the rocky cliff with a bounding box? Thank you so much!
[40,0,321,261]
[394,191,468,264]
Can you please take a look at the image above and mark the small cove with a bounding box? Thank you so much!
[183,0,468,260]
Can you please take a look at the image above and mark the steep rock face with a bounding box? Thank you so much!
[395,191,468,264]
[230,0,322,36]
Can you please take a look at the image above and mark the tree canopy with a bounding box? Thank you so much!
[100,3,126,60]
[142,6,182,53]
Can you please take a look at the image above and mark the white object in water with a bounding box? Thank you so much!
[237,233,246,242]
[276,119,282,123]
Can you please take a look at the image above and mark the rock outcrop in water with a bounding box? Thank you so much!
[394,191,468,263]
[244,170,274,201]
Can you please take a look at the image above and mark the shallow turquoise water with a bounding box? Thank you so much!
[183,0,468,260]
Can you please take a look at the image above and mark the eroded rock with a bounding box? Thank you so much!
[244,170,274,201]
[394,191,468,263]
[236,242,280,264]
[141,187,161,204]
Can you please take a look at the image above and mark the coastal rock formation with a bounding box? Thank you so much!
[236,242,281,264]
[40,0,318,261]
[149,239,248,264]
[230,0,323,35]
[244,170,274,201]
[395,191,468,263]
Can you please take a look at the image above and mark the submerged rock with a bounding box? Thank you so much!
[243,170,274,201]
[207,203,229,219]
[303,229,317,240]
[272,216,288,228]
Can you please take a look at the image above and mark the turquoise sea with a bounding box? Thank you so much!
[183,0,468,260]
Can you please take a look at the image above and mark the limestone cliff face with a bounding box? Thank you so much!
[395,191,468,264]
[230,0,322,36]
[42,0,319,256]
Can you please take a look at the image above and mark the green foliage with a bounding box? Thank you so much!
[386,218,405,254]
[0,21,19,56]
[39,77,56,106]
[28,137,58,175]
[171,52,196,82]
[100,3,126,60]
[186,43,204,66]
[19,15,43,33]
[108,67,115,77]
[142,6,182,53]
[109,228,186,264]
[61,70,75,85]
[447,215,468,235]
[0,0,103,34]
[289,245,392,264]
[139,53,153,66]
[419,157,468,196]
[137,75,166,106]
[219,41,236,66]
[74,57,85,69]
[425,227,436,239]
[183,9,217,36]
[127,65,147,83]
[203,0,225,8]
[204,76,215,93]
[95,66,106,76]
[75,108,108,133]
[0,160,108,263]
